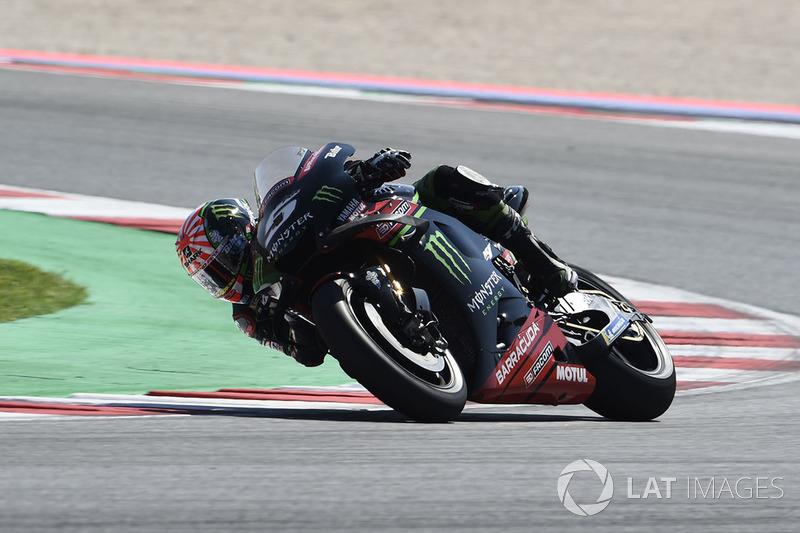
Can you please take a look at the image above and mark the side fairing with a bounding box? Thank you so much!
[409,207,534,392]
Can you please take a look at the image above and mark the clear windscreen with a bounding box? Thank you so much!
[253,146,310,206]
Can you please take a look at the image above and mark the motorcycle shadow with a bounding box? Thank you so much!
[190,406,608,423]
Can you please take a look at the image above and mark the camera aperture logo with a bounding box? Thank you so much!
[557,460,786,517]
[557,459,614,516]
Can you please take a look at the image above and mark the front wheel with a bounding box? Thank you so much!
[571,266,676,421]
[311,278,467,422]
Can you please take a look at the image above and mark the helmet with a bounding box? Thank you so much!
[176,198,256,302]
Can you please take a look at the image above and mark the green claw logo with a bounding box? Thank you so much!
[313,186,343,204]
[205,203,239,218]
[423,230,471,284]
[252,255,280,291]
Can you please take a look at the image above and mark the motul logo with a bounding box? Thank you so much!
[556,365,589,383]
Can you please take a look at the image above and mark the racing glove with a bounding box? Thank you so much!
[233,289,326,367]
[345,148,412,190]
[279,310,327,367]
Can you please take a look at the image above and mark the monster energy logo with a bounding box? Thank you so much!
[313,186,343,204]
[205,202,240,218]
[252,255,280,291]
[423,230,471,284]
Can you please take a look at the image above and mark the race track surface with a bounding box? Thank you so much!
[1,69,799,531]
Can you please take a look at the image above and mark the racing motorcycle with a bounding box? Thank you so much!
[252,143,675,422]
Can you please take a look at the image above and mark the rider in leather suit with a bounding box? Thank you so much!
[176,147,576,367]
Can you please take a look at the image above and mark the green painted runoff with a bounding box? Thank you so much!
[0,210,351,397]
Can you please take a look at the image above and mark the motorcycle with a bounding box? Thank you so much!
[252,143,676,422]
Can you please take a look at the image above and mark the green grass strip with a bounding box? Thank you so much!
[0,210,350,397]
[0,258,88,322]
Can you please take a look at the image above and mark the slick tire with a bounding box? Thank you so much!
[572,266,677,421]
[311,278,467,422]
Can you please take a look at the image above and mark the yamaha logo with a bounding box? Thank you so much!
[557,459,614,516]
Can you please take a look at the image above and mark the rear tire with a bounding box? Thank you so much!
[571,266,676,421]
[311,278,467,422]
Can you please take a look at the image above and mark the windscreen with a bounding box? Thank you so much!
[253,146,310,207]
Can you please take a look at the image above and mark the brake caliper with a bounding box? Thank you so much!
[355,266,447,354]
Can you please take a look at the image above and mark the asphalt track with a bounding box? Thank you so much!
[1,69,799,531]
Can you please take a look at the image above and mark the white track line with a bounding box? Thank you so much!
[0,184,191,220]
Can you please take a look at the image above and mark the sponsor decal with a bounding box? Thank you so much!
[269,211,314,258]
[423,230,471,284]
[375,201,412,238]
[376,221,395,239]
[324,144,342,158]
[555,364,589,383]
[263,177,293,205]
[349,202,368,221]
[304,151,320,172]
[337,198,363,222]
[467,270,503,314]
[204,199,251,220]
[365,269,382,288]
[480,287,505,316]
[180,245,203,270]
[601,314,629,345]
[217,233,245,258]
[523,341,554,388]
[501,248,517,265]
[312,185,343,204]
[206,229,225,247]
[392,200,412,216]
[482,243,493,261]
[496,321,541,385]
[298,149,322,178]
[252,255,282,289]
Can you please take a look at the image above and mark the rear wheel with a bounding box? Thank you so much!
[311,278,467,422]
[570,266,676,421]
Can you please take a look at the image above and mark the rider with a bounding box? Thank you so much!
[176,146,577,367]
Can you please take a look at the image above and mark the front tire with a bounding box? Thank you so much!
[571,266,676,421]
[311,278,467,422]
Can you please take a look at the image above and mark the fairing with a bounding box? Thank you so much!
[251,143,357,289]
[249,143,597,404]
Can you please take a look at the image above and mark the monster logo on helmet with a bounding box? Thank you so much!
[176,198,256,302]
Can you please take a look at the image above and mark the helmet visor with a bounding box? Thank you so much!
[190,233,248,299]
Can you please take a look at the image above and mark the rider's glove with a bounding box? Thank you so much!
[345,148,412,190]
[276,310,327,367]
[240,311,326,367]
[234,287,326,367]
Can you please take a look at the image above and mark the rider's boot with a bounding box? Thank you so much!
[486,209,578,298]
[415,165,577,298]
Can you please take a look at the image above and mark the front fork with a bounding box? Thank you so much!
[339,265,449,355]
